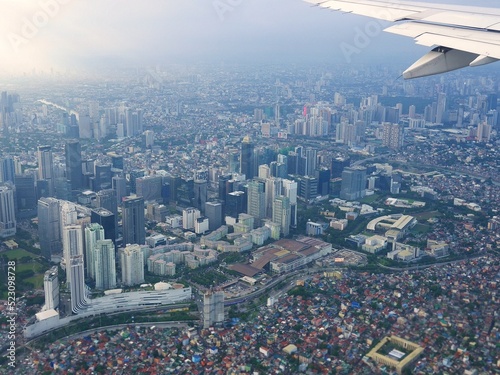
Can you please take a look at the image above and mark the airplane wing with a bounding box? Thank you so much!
[305,0,500,78]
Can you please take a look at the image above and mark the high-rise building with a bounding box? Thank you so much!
[382,123,404,150]
[84,223,105,279]
[112,175,127,204]
[340,167,367,201]
[305,148,318,177]
[183,207,201,230]
[265,177,282,218]
[436,92,447,124]
[205,201,223,231]
[37,145,55,196]
[298,176,318,201]
[247,180,266,225]
[258,164,270,179]
[193,180,207,214]
[477,122,492,142]
[92,164,112,192]
[218,175,231,202]
[226,191,246,219]
[65,140,83,191]
[120,244,144,286]
[272,196,291,237]
[63,225,88,314]
[15,173,37,215]
[0,184,16,238]
[122,196,145,245]
[43,266,59,310]
[91,208,116,244]
[94,239,116,290]
[282,179,298,228]
[203,290,225,328]
[0,157,15,184]
[38,197,62,260]
[331,157,350,179]
[240,136,255,180]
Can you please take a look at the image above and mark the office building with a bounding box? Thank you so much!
[247,180,266,225]
[63,225,88,314]
[183,207,201,230]
[15,173,37,215]
[122,196,145,245]
[84,223,105,279]
[298,176,318,201]
[0,156,15,183]
[226,191,246,219]
[205,201,223,231]
[0,184,16,238]
[94,239,116,290]
[38,197,62,260]
[239,136,255,179]
[112,175,127,204]
[92,164,112,192]
[203,290,225,328]
[65,140,83,191]
[136,175,163,201]
[120,244,145,286]
[282,179,298,228]
[37,145,55,196]
[194,180,207,214]
[340,167,367,201]
[382,123,404,150]
[272,196,291,237]
[43,266,59,310]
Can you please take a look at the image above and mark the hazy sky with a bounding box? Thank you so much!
[0,0,498,74]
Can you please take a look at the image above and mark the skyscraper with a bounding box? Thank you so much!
[272,196,291,237]
[112,175,127,204]
[38,197,62,260]
[205,201,223,231]
[91,208,116,245]
[15,173,37,214]
[120,244,144,286]
[65,140,83,191]
[0,156,15,184]
[240,136,255,180]
[94,239,116,290]
[84,223,105,279]
[183,207,201,230]
[203,290,225,328]
[37,145,55,196]
[122,196,145,245]
[340,167,367,201]
[193,180,207,214]
[43,266,59,310]
[247,180,266,225]
[382,123,404,150]
[0,184,16,238]
[282,179,298,228]
[63,224,88,314]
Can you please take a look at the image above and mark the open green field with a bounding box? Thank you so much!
[16,262,45,273]
[414,211,441,221]
[411,223,431,235]
[4,248,38,261]
[25,274,45,289]
[360,194,382,204]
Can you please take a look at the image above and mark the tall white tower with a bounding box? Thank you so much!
[120,244,144,286]
[63,224,88,314]
[94,239,116,290]
[84,223,105,279]
[0,184,16,238]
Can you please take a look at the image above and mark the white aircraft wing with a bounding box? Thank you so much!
[305,0,500,78]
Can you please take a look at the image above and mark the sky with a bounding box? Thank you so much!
[0,0,499,75]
